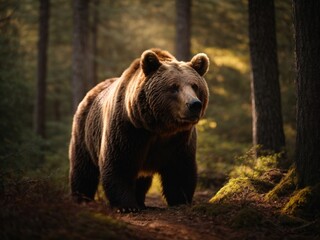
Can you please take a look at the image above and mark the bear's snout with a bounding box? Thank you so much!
[186,99,202,116]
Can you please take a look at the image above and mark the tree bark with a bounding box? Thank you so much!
[35,0,50,138]
[175,0,191,61]
[248,0,286,158]
[88,0,99,88]
[293,0,320,187]
[72,0,89,112]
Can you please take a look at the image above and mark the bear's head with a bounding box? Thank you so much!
[126,49,210,135]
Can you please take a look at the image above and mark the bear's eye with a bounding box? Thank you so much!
[169,84,179,93]
[192,84,199,92]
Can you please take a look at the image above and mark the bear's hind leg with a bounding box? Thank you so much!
[69,145,100,203]
[135,176,153,208]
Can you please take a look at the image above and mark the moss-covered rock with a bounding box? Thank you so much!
[282,183,320,219]
[254,154,279,174]
[210,177,256,203]
[210,176,273,203]
[260,168,284,185]
[266,167,297,201]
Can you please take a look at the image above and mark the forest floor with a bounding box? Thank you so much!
[88,188,318,240]
[1,175,319,240]
[111,191,240,240]
[98,190,225,240]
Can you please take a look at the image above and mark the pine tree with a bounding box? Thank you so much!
[293,0,320,187]
[35,0,50,138]
[248,0,286,159]
[72,0,89,112]
[175,0,191,61]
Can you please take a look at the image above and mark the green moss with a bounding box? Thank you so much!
[210,176,273,203]
[230,149,280,180]
[210,177,256,203]
[266,167,297,201]
[254,154,278,174]
[282,184,320,219]
[230,207,263,229]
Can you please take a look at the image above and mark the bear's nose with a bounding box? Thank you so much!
[187,99,202,114]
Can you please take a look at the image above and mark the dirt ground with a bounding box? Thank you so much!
[3,174,318,240]
[100,191,267,240]
[4,180,317,240]
[92,189,317,240]
[113,191,226,240]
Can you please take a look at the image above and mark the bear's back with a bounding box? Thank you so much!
[81,78,119,163]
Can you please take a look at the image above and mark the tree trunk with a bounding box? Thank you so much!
[53,86,61,122]
[175,0,191,61]
[88,0,99,88]
[248,0,286,159]
[72,0,89,112]
[293,0,320,187]
[35,0,50,138]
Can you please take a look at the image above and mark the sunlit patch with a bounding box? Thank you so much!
[197,118,217,130]
[198,119,208,126]
[147,174,162,195]
[212,86,228,97]
[215,74,225,82]
[209,121,217,129]
[191,44,249,75]
[203,47,249,74]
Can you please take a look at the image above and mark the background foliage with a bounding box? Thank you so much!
[0,0,295,182]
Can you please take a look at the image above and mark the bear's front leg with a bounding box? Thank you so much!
[159,144,197,206]
[99,115,154,213]
[101,161,140,213]
[100,127,150,213]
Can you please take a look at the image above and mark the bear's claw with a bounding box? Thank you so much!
[116,207,140,213]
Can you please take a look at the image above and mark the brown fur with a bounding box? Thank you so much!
[69,49,210,212]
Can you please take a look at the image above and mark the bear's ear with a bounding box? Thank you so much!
[189,53,210,77]
[141,50,161,76]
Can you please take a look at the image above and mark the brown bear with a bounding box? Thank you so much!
[69,49,209,213]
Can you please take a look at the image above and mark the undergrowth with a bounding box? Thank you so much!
[0,174,134,240]
[191,149,320,238]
